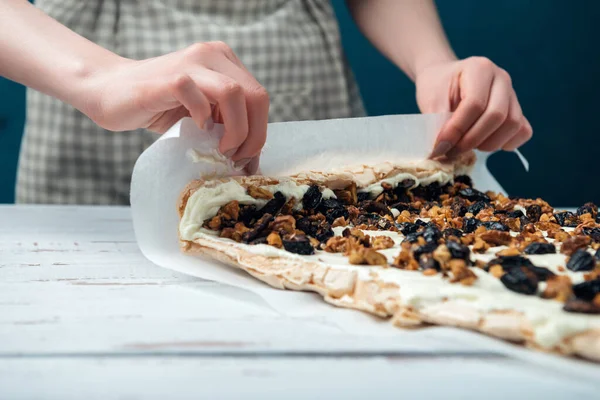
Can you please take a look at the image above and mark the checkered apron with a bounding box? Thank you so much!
[17,0,365,205]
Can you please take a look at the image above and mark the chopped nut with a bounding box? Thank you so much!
[461,233,476,246]
[448,259,477,285]
[542,275,572,302]
[270,215,296,234]
[433,244,452,264]
[594,294,600,308]
[267,231,283,248]
[472,237,490,253]
[496,247,521,257]
[219,200,240,220]
[489,265,505,278]
[423,268,438,276]
[334,182,357,205]
[371,235,395,250]
[207,215,222,230]
[332,216,348,228]
[247,185,273,200]
[349,246,387,266]
[480,230,512,246]
[560,235,591,256]
[324,236,347,253]
[392,250,419,270]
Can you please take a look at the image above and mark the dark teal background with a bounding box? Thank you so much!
[1,1,598,205]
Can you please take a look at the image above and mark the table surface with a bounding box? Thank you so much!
[1,205,598,400]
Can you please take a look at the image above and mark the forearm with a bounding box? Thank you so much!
[346,0,456,81]
[0,0,123,110]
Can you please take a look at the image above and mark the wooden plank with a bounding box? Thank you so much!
[1,356,598,400]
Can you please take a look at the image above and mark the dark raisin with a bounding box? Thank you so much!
[242,213,274,243]
[325,208,349,224]
[422,224,442,244]
[362,201,393,218]
[412,182,443,202]
[457,187,490,202]
[554,211,579,228]
[506,210,524,218]
[376,218,393,230]
[357,192,370,202]
[302,185,322,210]
[282,235,314,255]
[572,279,600,301]
[398,222,420,235]
[486,255,534,270]
[238,205,257,226]
[482,221,509,232]
[413,241,439,260]
[419,254,441,271]
[315,227,334,243]
[403,232,422,244]
[577,202,597,218]
[528,266,555,281]
[563,299,600,314]
[595,248,600,261]
[500,267,538,295]
[519,216,531,229]
[249,236,268,245]
[296,217,314,236]
[454,175,473,187]
[467,201,488,216]
[450,197,467,217]
[462,218,481,233]
[442,228,463,238]
[415,219,428,227]
[259,192,286,217]
[582,227,600,243]
[566,249,596,272]
[355,213,381,226]
[526,205,542,222]
[446,240,470,261]
[523,242,556,255]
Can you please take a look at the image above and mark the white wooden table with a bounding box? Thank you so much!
[1,205,598,399]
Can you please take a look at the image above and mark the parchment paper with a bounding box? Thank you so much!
[128,115,600,375]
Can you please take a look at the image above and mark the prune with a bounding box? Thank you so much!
[462,218,481,233]
[457,187,490,202]
[572,279,600,301]
[320,198,342,210]
[357,192,370,202]
[302,185,322,210]
[582,227,600,243]
[528,266,555,281]
[486,255,534,270]
[242,213,274,243]
[506,210,524,218]
[482,221,509,232]
[554,211,579,228]
[419,254,440,271]
[413,241,439,260]
[500,267,538,295]
[566,249,596,272]
[320,199,349,223]
[362,200,393,218]
[595,248,600,261]
[422,224,442,243]
[355,213,381,226]
[454,175,473,187]
[563,299,600,314]
[442,228,463,238]
[577,202,597,217]
[519,216,531,228]
[467,201,488,216]
[412,182,443,201]
[415,219,428,227]
[526,205,542,222]
[239,205,257,225]
[314,222,334,243]
[282,235,315,255]
[398,222,420,235]
[259,192,286,217]
[296,217,315,236]
[524,242,556,255]
[446,240,470,261]
[451,202,468,218]
[403,232,422,244]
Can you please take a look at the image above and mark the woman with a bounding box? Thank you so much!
[1,0,532,205]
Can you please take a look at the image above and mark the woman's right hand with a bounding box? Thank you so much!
[81,42,269,173]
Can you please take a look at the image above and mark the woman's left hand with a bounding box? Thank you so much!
[416,57,532,159]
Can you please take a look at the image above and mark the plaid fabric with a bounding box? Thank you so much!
[17,0,365,205]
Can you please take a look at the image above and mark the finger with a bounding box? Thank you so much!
[477,91,524,152]
[431,60,495,158]
[188,69,249,158]
[169,75,213,129]
[445,72,511,158]
[206,54,269,163]
[244,155,261,175]
[502,117,533,151]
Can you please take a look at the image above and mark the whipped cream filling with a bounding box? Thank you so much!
[180,174,599,348]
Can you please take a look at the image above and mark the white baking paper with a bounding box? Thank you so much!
[128,115,600,372]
